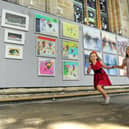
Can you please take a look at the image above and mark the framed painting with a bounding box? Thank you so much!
[36,35,57,57]
[103,53,118,75]
[63,61,79,80]
[5,44,23,59]
[83,26,102,51]
[4,29,25,44]
[117,35,128,56]
[63,40,79,60]
[1,9,29,31]
[38,57,55,76]
[62,21,79,40]
[102,31,117,54]
[35,14,59,37]
[84,50,102,75]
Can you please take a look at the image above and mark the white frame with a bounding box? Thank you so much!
[38,57,56,76]
[4,29,25,45]
[1,9,29,31]
[61,20,80,41]
[5,44,23,59]
[63,60,79,80]
[36,35,57,58]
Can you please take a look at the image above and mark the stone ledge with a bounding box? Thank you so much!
[0,85,129,95]
[0,88,129,102]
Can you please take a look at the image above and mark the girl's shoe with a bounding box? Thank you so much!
[104,96,110,104]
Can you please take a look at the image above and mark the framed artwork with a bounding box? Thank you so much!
[62,21,79,40]
[38,57,55,76]
[1,9,29,31]
[118,56,127,76]
[63,61,79,80]
[5,44,23,59]
[83,26,102,51]
[36,35,57,57]
[102,31,117,54]
[84,50,102,75]
[4,29,25,44]
[63,40,79,60]
[117,36,128,56]
[35,14,59,37]
[103,53,118,75]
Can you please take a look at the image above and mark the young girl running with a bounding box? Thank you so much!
[87,51,114,104]
[113,46,129,78]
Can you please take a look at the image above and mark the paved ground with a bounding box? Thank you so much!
[0,93,129,129]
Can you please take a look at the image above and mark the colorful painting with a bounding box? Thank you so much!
[117,36,128,56]
[102,31,117,54]
[35,14,58,37]
[38,58,55,76]
[119,56,127,76]
[5,44,23,59]
[62,21,79,40]
[63,61,79,80]
[4,29,25,44]
[83,26,102,51]
[1,9,29,31]
[37,35,56,57]
[84,50,102,75]
[103,54,118,75]
[63,40,78,60]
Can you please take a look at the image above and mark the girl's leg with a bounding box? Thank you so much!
[96,85,108,98]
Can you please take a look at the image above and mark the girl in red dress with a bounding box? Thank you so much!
[87,51,114,104]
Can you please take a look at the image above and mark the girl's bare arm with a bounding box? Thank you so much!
[87,65,91,74]
[100,61,113,69]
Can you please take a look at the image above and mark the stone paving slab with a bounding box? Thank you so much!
[0,94,129,129]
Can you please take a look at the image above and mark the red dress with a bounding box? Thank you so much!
[90,60,112,89]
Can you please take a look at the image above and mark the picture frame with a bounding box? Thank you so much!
[61,21,80,41]
[63,40,79,60]
[5,44,23,59]
[38,57,56,76]
[35,14,59,37]
[36,35,57,57]
[63,61,79,80]
[4,28,25,45]
[1,9,29,31]
[83,26,102,51]
[103,53,118,76]
[102,31,117,54]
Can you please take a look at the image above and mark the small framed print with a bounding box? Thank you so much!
[4,29,25,45]
[36,35,56,57]
[38,57,55,76]
[1,9,29,31]
[63,61,79,80]
[61,21,80,41]
[5,44,23,59]
[63,40,79,60]
[35,14,59,37]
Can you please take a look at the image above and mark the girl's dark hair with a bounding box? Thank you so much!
[89,51,101,63]
[125,46,129,57]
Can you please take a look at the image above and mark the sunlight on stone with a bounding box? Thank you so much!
[23,118,44,125]
[47,122,92,129]
[96,123,129,129]
[47,122,129,129]
[0,118,16,124]
[18,127,38,129]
